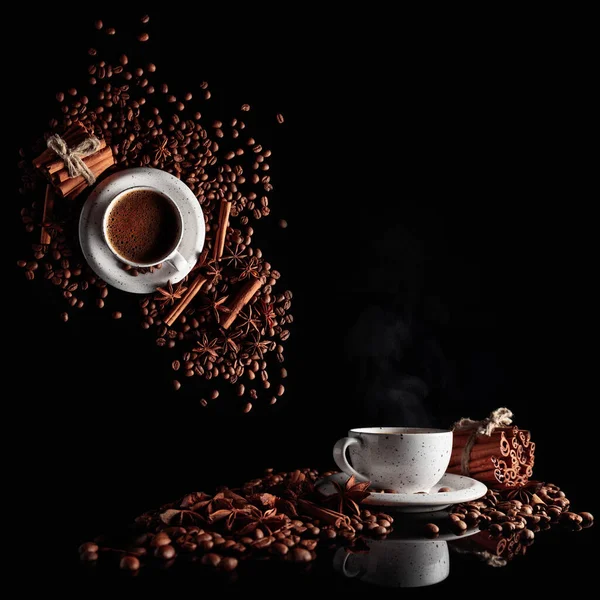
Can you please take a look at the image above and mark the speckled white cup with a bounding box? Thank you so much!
[333,427,453,494]
[333,538,450,588]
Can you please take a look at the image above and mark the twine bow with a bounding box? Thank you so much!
[452,407,513,477]
[46,132,102,185]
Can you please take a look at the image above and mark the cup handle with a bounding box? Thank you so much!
[339,551,365,578]
[166,250,189,273]
[333,437,368,482]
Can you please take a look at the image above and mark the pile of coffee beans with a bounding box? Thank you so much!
[79,467,394,573]
[17,14,291,411]
[424,481,593,561]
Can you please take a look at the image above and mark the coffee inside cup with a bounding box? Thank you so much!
[105,188,180,265]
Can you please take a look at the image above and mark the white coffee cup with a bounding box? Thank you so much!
[333,538,450,588]
[333,427,453,494]
[102,186,188,272]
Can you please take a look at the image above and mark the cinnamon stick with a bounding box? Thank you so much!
[69,181,90,200]
[164,274,207,327]
[40,185,55,246]
[48,140,109,178]
[32,122,87,168]
[213,199,231,261]
[220,277,264,330]
[297,499,352,529]
[57,153,115,197]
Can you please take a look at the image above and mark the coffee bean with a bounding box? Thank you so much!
[253,537,272,550]
[291,548,312,563]
[120,555,140,571]
[138,33,150,42]
[276,113,285,124]
[201,553,222,567]
[106,27,116,35]
[155,544,176,559]
[422,523,439,538]
[151,533,171,548]
[560,511,583,525]
[79,542,99,554]
[112,311,122,319]
[141,14,150,23]
[80,550,98,562]
[451,520,468,534]
[271,542,289,556]
[241,104,250,112]
[180,541,197,553]
[579,511,594,524]
[94,19,103,30]
[219,557,238,571]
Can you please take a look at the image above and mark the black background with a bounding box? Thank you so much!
[10,6,597,590]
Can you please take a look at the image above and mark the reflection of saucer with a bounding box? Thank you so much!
[316,472,487,513]
[79,167,206,294]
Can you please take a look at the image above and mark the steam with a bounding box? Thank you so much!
[343,223,450,427]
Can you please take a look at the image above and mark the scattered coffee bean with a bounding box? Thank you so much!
[138,33,150,42]
[80,550,98,562]
[112,311,122,319]
[79,542,99,554]
[120,555,140,571]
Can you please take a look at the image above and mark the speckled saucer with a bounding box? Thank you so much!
[317,472,487,513]
[79,167,205,294]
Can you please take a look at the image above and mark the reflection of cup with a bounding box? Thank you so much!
[102,186,188,272]
[333,538,450,588]
[333,427,452,493]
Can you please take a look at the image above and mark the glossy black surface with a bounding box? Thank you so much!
[12,6,597,592]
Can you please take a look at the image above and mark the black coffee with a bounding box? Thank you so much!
[106,189,180,264]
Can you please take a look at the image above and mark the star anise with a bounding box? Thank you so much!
[158,508,205,527]
[243,333,275,360]
[209,506,255,531]
[235,305,262,335]
[322,475,371,517]
[200,292,231,324]
[203,259,223,285]
[219,328,241,354]
[236,507,289,536]
[258,299,276,329]
[194,333,222,363]
[222,243,248,268]
[42,219,64,238]
[501,480,544,504]
[155,280,188,307]
[236,256,261,281]
[152,135,171,163]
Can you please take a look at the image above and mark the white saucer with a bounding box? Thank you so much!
[316,472,487,513]
[79,167,206,294]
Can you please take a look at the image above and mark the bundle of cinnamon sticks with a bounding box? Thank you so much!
[448,425,535,488]
[33,121,115,199]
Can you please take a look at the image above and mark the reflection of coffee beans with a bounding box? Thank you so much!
[106,189,179,264]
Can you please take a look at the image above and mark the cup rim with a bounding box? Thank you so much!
[349,427,452,436]
[102,185,183,268]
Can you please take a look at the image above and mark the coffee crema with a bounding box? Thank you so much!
[106,189,180,264]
